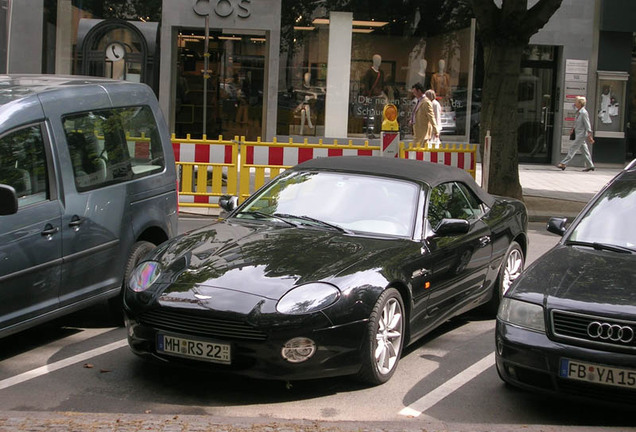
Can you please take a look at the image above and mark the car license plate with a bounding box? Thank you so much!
[157,333,231,365]
[559,358,636,389]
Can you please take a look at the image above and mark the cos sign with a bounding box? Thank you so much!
[194,0,251,18]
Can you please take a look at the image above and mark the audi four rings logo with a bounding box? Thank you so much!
[587,321,635,343]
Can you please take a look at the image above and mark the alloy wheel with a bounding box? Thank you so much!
[374,297,403,375]
[502,247,524,296]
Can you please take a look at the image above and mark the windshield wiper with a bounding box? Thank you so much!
[274,213,353,234]
[238,211,297,227]
[566,240,635,254]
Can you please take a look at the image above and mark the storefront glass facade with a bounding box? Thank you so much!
[277,1,475,141]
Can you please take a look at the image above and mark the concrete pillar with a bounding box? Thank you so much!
[55,0,72,74]
[8,0,43,73]
[324,12,352,139]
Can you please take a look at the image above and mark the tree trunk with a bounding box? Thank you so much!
[481,43,525,199]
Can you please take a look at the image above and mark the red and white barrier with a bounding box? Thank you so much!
[172,139,235,204]
[243,144,379,166]
[403,148,475,173]
[381,132,400,158]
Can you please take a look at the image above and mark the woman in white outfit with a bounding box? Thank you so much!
[558,96,595,171]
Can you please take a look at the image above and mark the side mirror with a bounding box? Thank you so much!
[546,217,568,236]
[0,184,18,216]
[218,195,238,212]
[435,218,470,236]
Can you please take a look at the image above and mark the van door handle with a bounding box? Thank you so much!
[69,215,83,228]
[41,224,60,236]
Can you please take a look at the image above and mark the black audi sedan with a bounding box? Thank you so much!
[125,156,527,385]
[496,159,636,404]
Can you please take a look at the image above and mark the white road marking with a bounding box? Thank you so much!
[0,339,128,390]
[399,352,495,417]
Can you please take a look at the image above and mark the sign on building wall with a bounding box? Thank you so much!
[560,59,588,154]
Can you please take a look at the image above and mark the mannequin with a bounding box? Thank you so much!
[362,54,385,97]
[406,38,426,88]
[430,59,451,102]
[295,72,317,135]
[417,58,427,85]
[362,54,386,137]
[598,86,612,124]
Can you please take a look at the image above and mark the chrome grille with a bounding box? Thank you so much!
[551,310,636,351]
[139,308,268,341]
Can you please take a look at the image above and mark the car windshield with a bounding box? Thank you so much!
[566,176,636,250]
[235,171,419,237]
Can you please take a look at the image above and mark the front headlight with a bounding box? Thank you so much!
[498,298,545,332]
[128,261,162,292]
[276,282,341,315]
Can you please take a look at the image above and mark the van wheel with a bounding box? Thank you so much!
[108,241,156,324]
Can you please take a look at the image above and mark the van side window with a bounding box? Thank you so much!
[63,106,165,192]
[0,125,49,208]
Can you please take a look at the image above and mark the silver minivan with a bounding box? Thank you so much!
[0,75,178,337]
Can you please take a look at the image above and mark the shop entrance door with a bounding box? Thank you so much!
[175,30,265,140]
[517,46,558,164]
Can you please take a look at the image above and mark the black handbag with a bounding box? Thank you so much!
[569,130,576,140]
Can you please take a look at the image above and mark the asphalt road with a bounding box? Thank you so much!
[0,221,633,431]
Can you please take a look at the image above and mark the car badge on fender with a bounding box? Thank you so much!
[194,294,213,300]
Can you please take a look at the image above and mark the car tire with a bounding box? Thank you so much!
[356,287,405,386]
[485,241,524,315]
[108,240,156,323]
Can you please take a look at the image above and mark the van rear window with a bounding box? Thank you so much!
[63,106,165,192]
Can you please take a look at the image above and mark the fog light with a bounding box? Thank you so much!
[281,337,316,363]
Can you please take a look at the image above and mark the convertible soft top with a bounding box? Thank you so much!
[293,156,496,206]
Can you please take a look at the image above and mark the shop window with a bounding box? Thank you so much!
[595,71,628,138]
[277,2,475,139]
[348,27,472,139]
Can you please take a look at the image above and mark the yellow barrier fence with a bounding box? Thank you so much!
[171,134,239,208]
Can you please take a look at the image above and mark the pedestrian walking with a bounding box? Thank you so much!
[558,96,595,171]
[425,89,442,147]
[410,83,439,146]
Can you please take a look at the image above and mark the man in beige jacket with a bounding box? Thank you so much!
[410,83,439,145]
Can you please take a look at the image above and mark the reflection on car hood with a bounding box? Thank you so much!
[511,245,636,313]
[154,220,400,301]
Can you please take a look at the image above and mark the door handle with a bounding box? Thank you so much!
[41,224,60,236]
[69,215,83,228]
[478,236,491,247]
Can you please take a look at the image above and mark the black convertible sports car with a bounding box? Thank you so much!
[124,156,527,384]
[496,159,636,405]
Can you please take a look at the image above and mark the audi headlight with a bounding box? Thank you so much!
[276,282,340,315]
[498,298,545,332]
[128,261,162,292]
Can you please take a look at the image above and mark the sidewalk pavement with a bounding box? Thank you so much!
[514,162,624,222]
[0,411,623,432]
